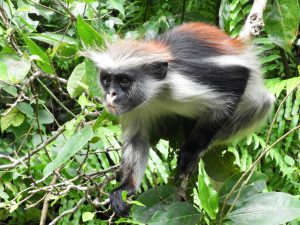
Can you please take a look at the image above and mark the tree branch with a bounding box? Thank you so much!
[239,0,267,40]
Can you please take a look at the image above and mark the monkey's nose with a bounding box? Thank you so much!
[109,90,117,97]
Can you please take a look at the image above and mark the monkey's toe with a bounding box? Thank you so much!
[110,190,130,217]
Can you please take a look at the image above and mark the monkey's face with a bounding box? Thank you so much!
[100,70,147,115]
[99,62,168,115]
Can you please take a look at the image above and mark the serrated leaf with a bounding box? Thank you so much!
[76,16,104,48]
[226,192,300,225]
[148,202,200,225]
[43,126,94,176]
[264,0,300,51]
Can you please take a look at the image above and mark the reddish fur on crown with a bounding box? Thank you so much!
[175,22,245,54]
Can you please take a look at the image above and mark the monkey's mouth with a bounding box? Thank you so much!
[106,103,120,115]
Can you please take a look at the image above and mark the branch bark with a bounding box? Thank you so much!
[239,0,268,40]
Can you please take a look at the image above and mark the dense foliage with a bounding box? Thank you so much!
[0,0,299,224]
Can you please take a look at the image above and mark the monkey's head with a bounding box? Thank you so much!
[83,40,172,115]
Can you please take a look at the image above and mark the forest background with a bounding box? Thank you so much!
[0,0,300,224]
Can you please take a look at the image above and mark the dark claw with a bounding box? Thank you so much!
[110,189,130,217]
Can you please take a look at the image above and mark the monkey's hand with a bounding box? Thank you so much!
[110,189,130,217]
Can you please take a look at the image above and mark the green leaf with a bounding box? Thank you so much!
[219,172,268,205]
[82,212,95,222]
[76,16,104,48]
[29,33,77,46]
[38,110,54,124]
[67,62,88,98]
[1,108,25,132]
[131,200,146,207]
[264,0,300,51]
[23,36,54,74]
[85,59,101,97]
[148,202,200,225]
[0,82,17,97]
[198,161,218,219]
[0,53,31,84]
[203,147,239,182]
[108,0,125,17]
[132,186,177,223]
[226,192,300,225]
[122,190,128,201]
[43,126,94,176]
[16,102,34,118]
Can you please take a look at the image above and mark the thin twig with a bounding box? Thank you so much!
[49,197,86,225]
[40,175,58,225]
[0,126,65,170]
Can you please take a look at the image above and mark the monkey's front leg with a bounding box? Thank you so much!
[110,136,149,217]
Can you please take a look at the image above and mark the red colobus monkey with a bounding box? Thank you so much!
[84,22,274,216]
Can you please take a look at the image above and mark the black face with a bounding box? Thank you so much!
[99,62,168,115]
[100,70,143,115]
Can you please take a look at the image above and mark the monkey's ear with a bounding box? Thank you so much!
[144,61,168,80]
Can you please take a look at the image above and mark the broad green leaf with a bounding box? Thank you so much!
[76,16,104,48]
[219,172,268,205]
[226,192,300,225]
[264,0,300,51]
[16,102,34,118]
[67,62,88,98]
[43,126,94,176]
[0,53,31,84]
[85,59,101,97]
[1,108,25,132]
[108,0,125,17]
[148,202,200,225]
[0,82,17,97]
[203,147,239,182]
[82,212,95,222]
[198,161,218,219]
[38,110,54,124]
[29,33,77,46]
[23,36,54,74]
[132,186,177,223]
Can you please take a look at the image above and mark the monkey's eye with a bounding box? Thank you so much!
[102,77,111,87]
[120,78,130,88]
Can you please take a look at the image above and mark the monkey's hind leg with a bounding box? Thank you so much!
[176,125,217,200]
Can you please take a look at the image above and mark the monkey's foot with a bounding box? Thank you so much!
[110,189,130,217]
